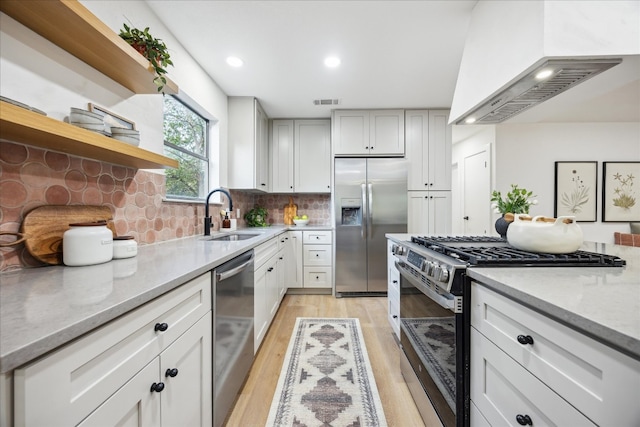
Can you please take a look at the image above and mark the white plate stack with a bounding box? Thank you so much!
[69,108,110,135]
[111,127,140,146]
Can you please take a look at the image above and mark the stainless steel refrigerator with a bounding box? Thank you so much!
[334,158,407,295]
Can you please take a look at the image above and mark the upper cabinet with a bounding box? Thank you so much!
[332,110,404,156]
[405,110,452,191]
[270,119,331,193]
[228,97,269,192]
[0,0,178,95]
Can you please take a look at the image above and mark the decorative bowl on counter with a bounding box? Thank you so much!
[293,218,309,226]
[506,214,583,254]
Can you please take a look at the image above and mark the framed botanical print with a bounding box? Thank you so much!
[602,161,640,222]
[554,161,597,221]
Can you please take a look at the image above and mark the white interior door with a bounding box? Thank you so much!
[463,148,490,235]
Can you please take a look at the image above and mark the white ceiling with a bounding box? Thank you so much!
[148,1,639,128]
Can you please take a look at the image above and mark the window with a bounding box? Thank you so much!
[163,95,209,200]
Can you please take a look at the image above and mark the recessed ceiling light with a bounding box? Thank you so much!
[535,69,553,80]
[226,56,244,67]
[324,56,341,68]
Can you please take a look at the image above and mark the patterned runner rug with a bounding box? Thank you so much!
[266,318,388,427]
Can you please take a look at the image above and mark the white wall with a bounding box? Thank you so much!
[0,1,229,184]
[495,122,640,242]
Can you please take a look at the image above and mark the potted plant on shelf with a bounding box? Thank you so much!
[119,24,173,93]
[490,184,537,238]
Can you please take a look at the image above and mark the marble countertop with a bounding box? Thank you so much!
[386,234,640,361]
[0,225,333,373]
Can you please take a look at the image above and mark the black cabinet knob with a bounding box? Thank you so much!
[516,414,532,425]
[392,315,398,319]
[154,322,169,332]
[150,382,165,392]
[517,335,534,345]
[392,280,398,284]
[279,256,283,260]
[463,216,469,220]
[165,368,179,378]
[267,267,274,272]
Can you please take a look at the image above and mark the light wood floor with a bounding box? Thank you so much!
[225,294,426,427]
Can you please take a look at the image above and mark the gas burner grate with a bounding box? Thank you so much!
[409,236,625,267]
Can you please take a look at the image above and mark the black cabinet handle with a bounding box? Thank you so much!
[516,414,532,425]
[392,315,398,319]
[279,256,283,260]
[154,322,169,332]
[165,368,179,378]
[392,280,398,284]
[150,382,165,392]
[463,216,469,220]
[267,267,274,272]
[517,335,534,345]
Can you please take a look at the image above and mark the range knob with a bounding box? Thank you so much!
[423,261,435,276]
[391,245,406,255]
[435,266,450,282]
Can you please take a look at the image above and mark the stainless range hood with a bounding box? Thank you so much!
[455,58,622,125]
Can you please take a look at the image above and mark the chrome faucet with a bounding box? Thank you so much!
[204,188,233,236]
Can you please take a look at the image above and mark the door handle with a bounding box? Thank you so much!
[463,216,469,220]
[367,183,373,239]
[361,183,367,240]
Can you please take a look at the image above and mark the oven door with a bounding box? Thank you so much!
[397,262,468,427]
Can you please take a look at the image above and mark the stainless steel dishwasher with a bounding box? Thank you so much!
[213,249,255,427]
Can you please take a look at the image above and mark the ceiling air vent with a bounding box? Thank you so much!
[313,99,340,106]
[456,58,622,125]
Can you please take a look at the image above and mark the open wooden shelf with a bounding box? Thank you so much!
[0,0,178,95]
[0,101,179,170]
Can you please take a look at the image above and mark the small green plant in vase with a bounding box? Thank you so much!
[119,24,173,93]
[490,184,537,237]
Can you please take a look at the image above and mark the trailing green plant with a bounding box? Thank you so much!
[491,184,537,215]
[119,23,173,93]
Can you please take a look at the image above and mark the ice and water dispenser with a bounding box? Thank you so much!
[340,198,362,226]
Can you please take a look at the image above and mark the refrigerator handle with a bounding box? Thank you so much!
[361,183,367,240]
[367,183,373,239]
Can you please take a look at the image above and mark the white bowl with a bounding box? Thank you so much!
[111,127,139,136]
[293,218,309,226]
[112,134,140,146]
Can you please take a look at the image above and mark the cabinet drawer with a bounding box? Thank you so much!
[254,237,278,269]
[302,230,332,244]
[14,274,211,427]
[470,328,596,427]
[303,267,333,288]
[471,282,640,426]
[303,245,332,265]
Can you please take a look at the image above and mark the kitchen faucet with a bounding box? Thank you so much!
[204,188,233,236]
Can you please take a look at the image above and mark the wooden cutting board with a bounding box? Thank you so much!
[283,196,297,225]
[20,205,115,265]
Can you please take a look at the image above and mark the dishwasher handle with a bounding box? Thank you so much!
[216,251,255,282]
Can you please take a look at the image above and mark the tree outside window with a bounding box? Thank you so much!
[163,96,209,199]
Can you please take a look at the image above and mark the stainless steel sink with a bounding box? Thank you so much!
[201,233,261,242]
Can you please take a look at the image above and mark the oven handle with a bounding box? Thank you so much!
[396,261,458,313]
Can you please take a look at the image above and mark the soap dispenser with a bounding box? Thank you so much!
[222,212,231,229]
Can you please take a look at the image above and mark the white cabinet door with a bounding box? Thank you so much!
[256,101,270,192]
[406,110,451,191]
[295,119,331,193]
[333,110,369,155]
[271,120,294,193]
[77,359,161,427]
[285,231,302,288]
[370,110,404,155]
[228,97,269,192]
[427,110,451,191]
[408,191,451,234]
[161,312,212,427]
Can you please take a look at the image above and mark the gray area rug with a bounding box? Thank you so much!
[266,318,387,427]
[401,317,456,410]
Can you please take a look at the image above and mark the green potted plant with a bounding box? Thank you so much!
[119,24,173,93]
[490,184,537,237]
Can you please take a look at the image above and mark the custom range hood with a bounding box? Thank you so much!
[454,58,621,125]
[449,1,639,125]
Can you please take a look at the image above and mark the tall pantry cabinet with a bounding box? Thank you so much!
[406,110,452,235]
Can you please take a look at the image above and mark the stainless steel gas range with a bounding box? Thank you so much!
[392,236,625,427]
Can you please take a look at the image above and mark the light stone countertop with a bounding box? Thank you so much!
[0,225,333,373]
[386,234,640,361]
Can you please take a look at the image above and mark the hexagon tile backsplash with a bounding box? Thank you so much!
[0,141,330,271]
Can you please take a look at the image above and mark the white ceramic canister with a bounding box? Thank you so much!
[63,221,113,266]
[113,236,138,259]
